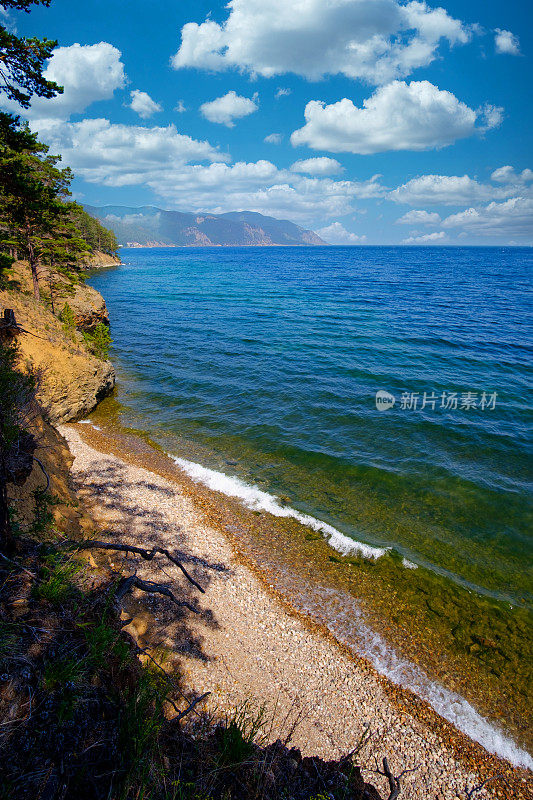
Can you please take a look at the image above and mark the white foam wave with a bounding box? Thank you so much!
[173,456,387,560]
[341,602,533,770]
[77,420,101,430]
[173,454,533,769]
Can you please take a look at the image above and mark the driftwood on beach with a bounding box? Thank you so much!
[59,538,206,593]
[58,539,206,611]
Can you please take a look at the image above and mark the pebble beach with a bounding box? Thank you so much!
[59,423,533,800]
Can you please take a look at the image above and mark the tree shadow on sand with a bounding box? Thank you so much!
[70,457,230,669]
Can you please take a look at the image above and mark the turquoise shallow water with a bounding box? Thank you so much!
[88,246,533,609]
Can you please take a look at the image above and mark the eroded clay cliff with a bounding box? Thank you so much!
[1,262,115,423]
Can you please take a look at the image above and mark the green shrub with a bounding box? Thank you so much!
[30,489,54,534]
[0,250,14,288]
[83,322,112,359]
[0,623,20,667]
[0,339,36,550]
[59,301,76,337]
[119,667,167,792]
[0,339,35,453]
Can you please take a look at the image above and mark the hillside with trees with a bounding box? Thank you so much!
[0,117,118,301]
[85,204,326,247]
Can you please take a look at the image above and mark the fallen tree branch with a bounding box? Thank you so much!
[0,551,36,578]
[374,757,419,800]
[136,647,207,713]
[465,775,507,798]
[174,692,210,722]
[127,645,210,726]
[114,575,199,614]
[136,646,176,685]
[381,758,400,800]
[164,695,181,715]
[134,647,210,721]
[32,457,50,493]
[60,540,205,593]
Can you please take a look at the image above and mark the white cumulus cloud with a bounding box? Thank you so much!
[291,157,343,176]
[389,172,526,205]
[494,29,520,55]
[491,166,533,184]
[171,0,472,85]
[290,81,501,154]
[317,222,366,244]
[129,90,162,119]
[28,116,385,225]
[396,209,441,225]
[147,164,383,222]
[402,231,446,243]
[390,170,533,241]
[33,118,227,186]
[442,198,533,238]
[2,42,126,121]
[200,90,258,127]
[264,133,282,144]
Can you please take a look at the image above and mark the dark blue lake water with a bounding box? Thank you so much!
[89,245,532,609]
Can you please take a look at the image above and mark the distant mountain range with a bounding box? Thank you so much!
[84,205,326,248]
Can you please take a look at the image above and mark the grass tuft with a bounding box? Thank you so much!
[33,551,82,604]
[217,702,268,767]
[42,654,86,692]
[82,616,131,669]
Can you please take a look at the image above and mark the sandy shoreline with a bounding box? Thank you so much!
[59,423,532,799]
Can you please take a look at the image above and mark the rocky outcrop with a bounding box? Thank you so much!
[38,352,115,424]
[65,252,120,330]
[7,259,116,332]
[63,281,110,331]
[81,250,122,269]
[7,409,96,537]
[1,263,115,423]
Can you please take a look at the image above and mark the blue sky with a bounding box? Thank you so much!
[2,0,531,244]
